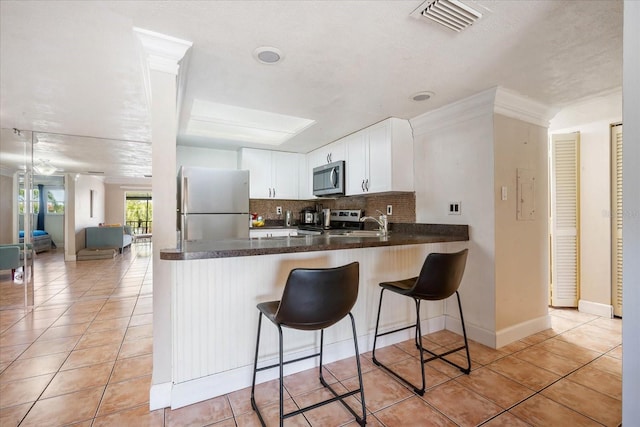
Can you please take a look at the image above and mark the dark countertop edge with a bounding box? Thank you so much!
[160,232,468,261]
[254,222,468,238]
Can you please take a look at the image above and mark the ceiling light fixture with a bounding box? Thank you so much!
[410,0,482,32]
[253,46,283,64]
[33,159,57,176]
[411,91,435,101]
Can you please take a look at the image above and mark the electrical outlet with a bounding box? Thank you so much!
[387,205,393,215]
[448,201,461,215]
[276,206,282,215]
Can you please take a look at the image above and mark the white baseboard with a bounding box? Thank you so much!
[162,316,445,410]
[445,315,496,348]
[153,313,553,408]
[494,314,552,348]
[578,299,613,318]
[149,382,172,410]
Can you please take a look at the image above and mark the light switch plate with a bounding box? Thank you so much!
[387,205,393,215]
[448,201,461,215]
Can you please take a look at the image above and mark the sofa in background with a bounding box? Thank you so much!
[19,230,52,253]
[85,225,132,253]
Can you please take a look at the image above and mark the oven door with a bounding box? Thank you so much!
[313,161,345,196]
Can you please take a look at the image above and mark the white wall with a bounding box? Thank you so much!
[411,90,497,345]
[65,174,105,258]
[549,90,622,310]
[105,184,126,225]
[411,87,554,348]
[493,115,549,332]
[177,146,238,170]
[44,212,64,248]
[622,1,640,422]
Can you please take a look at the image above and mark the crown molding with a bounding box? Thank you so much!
[410,86,557,136]
[410,88,496,135]
[134,27,192,75]
[493,87,558,128]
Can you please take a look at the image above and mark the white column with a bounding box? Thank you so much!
[134,28,192,410]
[622,1,640,423]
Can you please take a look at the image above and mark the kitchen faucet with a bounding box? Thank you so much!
[360,210,388,235]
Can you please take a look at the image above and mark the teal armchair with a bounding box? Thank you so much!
[0,244,34,280]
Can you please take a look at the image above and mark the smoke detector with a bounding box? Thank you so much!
[410,0,482,32]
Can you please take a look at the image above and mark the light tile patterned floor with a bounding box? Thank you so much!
[0,246,622,426]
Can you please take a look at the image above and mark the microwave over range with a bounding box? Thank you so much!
[312,160,345,196]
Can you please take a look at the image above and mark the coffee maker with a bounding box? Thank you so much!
[299,207,316,225]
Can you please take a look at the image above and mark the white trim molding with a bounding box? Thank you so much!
[410,88,496,135]
[445,315,496,348]
[149,382,172,411]
[494,314,552,348]
[578,299,614,318]
[133,27,192,75]
[154,315,445,410]
[410,86,557,136]
[494,87,558,128]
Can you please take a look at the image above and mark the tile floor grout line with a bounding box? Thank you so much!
[7,246,149,426]
[475,331,616,427]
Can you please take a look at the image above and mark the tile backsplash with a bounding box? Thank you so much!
[250,192,415,224]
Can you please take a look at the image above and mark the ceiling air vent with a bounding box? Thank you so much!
[410,0,482,32]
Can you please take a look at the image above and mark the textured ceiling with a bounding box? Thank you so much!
[0,0,623,180]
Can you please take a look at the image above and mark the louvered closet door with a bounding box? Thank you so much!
[611,124,623,317]
[550,133,580,307]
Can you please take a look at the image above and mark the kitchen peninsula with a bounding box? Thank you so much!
[159,225,468,409]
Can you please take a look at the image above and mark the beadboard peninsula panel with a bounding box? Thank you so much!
[171,242,466,385]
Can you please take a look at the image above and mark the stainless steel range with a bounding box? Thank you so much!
[298,209,364,235]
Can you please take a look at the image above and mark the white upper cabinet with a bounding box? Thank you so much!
[308,139,345,169]
[239,148,300,199]
[345,118,414,196]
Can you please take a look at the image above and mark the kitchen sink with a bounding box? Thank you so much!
[329,230,387,238]
[251,235,311,241]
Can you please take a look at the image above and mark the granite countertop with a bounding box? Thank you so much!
[161,224,469,260]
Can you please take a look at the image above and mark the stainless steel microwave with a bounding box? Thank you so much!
[313,160,345,196]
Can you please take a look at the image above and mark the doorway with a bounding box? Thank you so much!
[549,132,580,307]
[125,191,153,237]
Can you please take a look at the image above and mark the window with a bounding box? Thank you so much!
[18,188,39,214]
[47,189,65,214]
[126,192,153,234]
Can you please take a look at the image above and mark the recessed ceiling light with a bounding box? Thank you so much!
[253,46,283,64]
[411,91,435,101]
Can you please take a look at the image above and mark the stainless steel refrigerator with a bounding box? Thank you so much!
[177,166,250,243]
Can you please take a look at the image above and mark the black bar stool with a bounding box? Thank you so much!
[251,262,366,426]
[372,249,470,396]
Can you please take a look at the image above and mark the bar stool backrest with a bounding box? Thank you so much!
[275,262,360,330]
[411,249,468,300]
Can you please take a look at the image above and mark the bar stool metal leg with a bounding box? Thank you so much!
[372,289,471,396]
[372,290,427,395]
[250,263,366,426]
[250,313,266,425]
